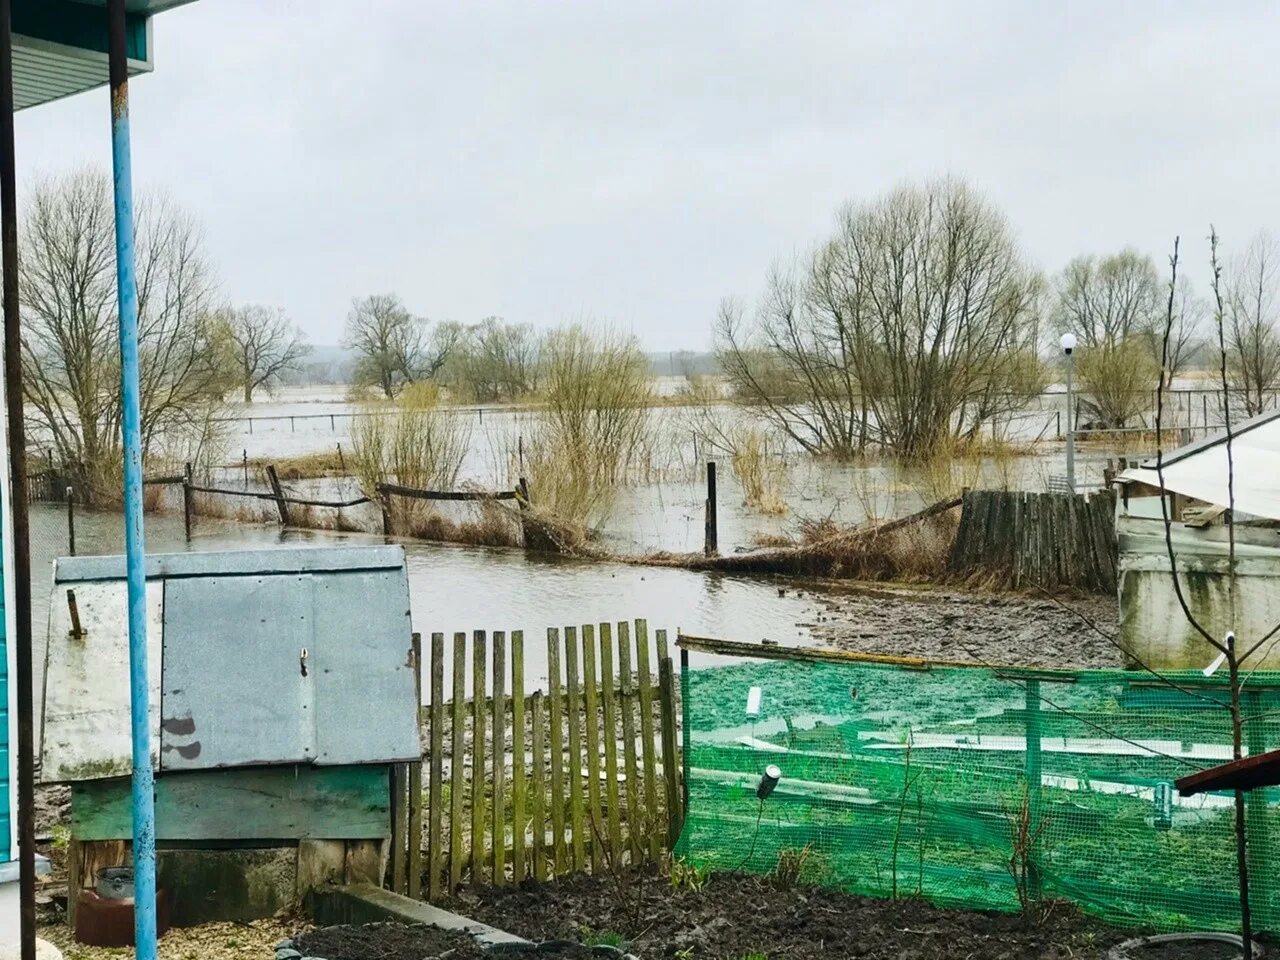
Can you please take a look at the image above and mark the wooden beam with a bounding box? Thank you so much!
[71,766,391,842]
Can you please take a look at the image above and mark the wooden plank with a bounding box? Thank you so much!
[297,839,347,895]
[546,627,568,875]
[390,764,408,893]
[617,620,641,863]
[634,619,661,862]
[530,691,547,882]
[564,625,587,871]
[491,631,507,886]
[599,622,623,863]
[344,840,385,886]
[581,623,604,871]
[71,765,392,841]
[471,630,488,885]
[427,632,445,902]
[448,632,466,892]
[658,656,681,851]
[408,633,424,900]
[656,628,669,664]
[510,630,527,882]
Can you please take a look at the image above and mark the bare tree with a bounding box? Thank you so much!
[1149,275,1208,389]
[1226,232,1280,417]
[1054,250,1160,349]
[1053,250,1162,428]
[344,293,456,398]
[443,317,540,401]
[718,179,1044,458]
[19,170,228,501]
[215,304,310,402]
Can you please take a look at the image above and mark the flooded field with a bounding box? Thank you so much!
[200,385,1164,555]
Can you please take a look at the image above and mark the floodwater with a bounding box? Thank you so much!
[30,501,826,706]
[210,385,1159,555]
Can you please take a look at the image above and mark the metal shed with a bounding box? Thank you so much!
[39,545,422,926]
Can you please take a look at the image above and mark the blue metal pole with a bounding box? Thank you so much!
[106,3,157,956]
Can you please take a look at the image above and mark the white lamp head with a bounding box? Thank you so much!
[1060,332,1077,355]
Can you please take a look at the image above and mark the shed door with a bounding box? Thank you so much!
[161,575,314,770]
[312,568,416,764]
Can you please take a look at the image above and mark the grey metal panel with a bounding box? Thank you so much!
[160,575,314,770]
[41,581,164,782]
[57,545,406,584]
[312,569,419,764]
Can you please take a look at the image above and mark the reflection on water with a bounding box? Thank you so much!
[30,502,823,705]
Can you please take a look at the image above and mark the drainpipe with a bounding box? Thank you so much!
[106,3,157,957]
[0,3,39,957]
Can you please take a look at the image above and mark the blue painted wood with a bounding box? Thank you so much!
[71,765,392,842]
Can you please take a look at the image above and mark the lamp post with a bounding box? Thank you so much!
[1061,333,1077,491]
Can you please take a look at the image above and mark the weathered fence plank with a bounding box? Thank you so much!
[581,624,604,871]
[618,620,641,863]
[408,632,424,899]
[599,622,623,863]
[491,631,507,885]
[635,619,661,861]
[511,630,526,883]
[564,626,587,870]
[658,654,681,850]
[949,489,1116,593]
[546,628,568,874]
[530,690,547,882]
[427,633,444,901]
[449,632,466,892]
[470,630,487,885]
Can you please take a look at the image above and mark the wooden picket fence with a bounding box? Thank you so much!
[386,619,684,901]
[948,489,1117,593]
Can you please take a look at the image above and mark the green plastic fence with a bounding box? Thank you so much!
[674,651,1280,933]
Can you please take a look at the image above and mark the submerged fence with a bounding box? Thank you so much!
[675,636,1280,934]
[949,489,1117,593]
[390,619,685,902]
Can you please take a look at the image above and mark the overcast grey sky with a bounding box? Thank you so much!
[14,1,1280,349]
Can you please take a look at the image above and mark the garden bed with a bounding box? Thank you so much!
[448,866,1133,959]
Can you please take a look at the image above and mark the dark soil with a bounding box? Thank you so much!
[294,923,489,960]
[806,583,1120,669]
[449,867,1131,959]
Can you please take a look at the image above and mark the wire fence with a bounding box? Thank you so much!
[675,636,1280,934]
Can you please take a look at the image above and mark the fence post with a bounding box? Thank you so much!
[182,461,193,542]
[408,632,424,899]
[265,464,290,526]
[66,486,75,557]
[704,461,718,556]
[1024,679,1043,900]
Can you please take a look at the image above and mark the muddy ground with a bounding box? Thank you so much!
[450,866,1131,960]
[804,582,1119,669]
[294,924,489,960]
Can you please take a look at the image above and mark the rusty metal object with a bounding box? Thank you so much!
[74,888,172,948]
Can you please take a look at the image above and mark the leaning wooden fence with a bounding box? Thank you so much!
[384,618,684,901]
[948,489,1117,593]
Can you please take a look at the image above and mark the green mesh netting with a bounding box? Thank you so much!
[674,655,1280,933]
